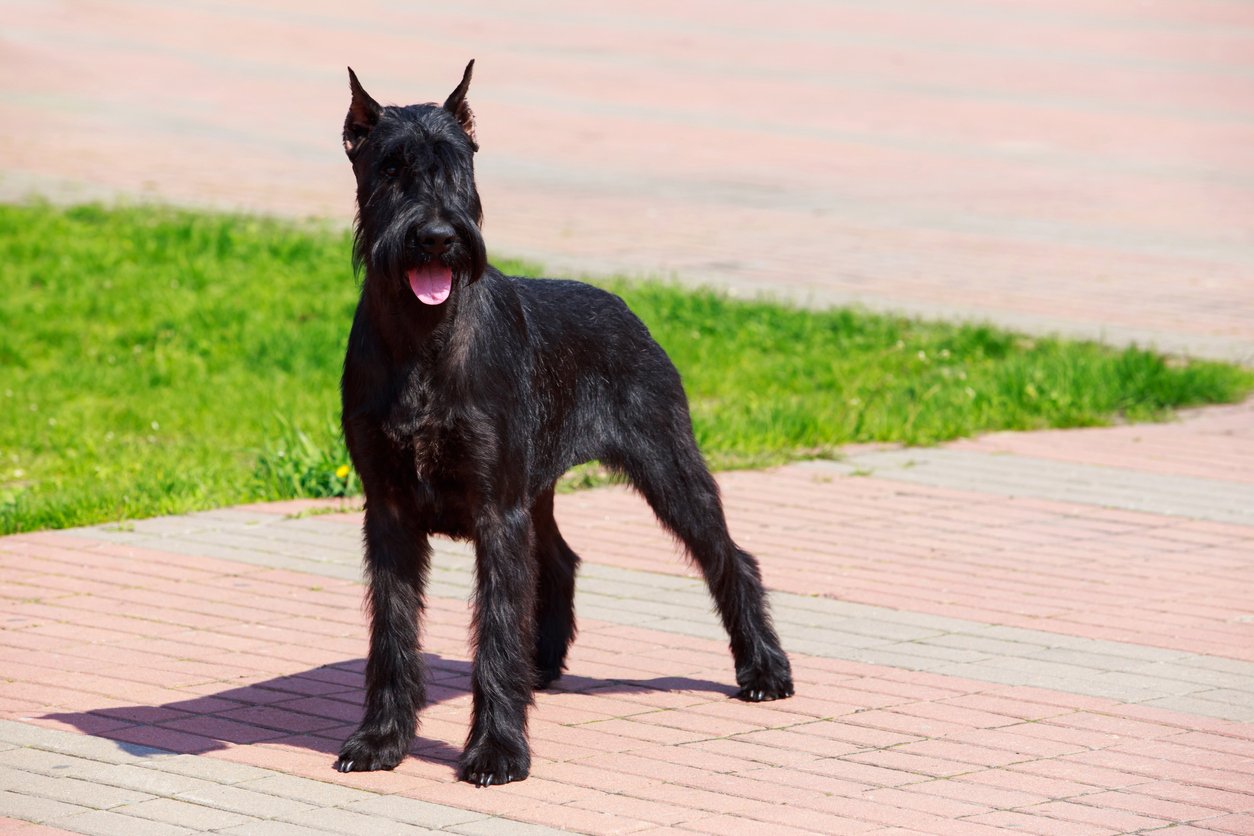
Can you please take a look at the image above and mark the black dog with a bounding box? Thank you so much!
[334,62,793,786]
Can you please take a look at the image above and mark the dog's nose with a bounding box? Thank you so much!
[417,224,457,256]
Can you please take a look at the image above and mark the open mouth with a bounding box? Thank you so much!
[407,263,453,305]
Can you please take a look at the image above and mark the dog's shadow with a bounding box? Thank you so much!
[44,653,735,766]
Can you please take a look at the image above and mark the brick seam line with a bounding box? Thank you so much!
[57,513,1254,723]
[0,719,552,835]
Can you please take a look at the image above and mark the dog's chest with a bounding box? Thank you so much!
[379,369,463,479]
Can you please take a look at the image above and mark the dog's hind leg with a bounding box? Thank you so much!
[336,496,431,772]
[613,428,794,702]
[530,487,579,689]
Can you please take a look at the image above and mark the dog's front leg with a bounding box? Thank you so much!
[461,504,536,786]
[336,499,431,772]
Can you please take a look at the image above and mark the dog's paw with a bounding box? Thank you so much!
[735,656,795,702]
[532,635,570,692]
[533,667,562,691]
[334,729,408,773]
[736,680,795,702]
[459,739,530,787]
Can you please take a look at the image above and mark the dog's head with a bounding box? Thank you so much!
[343,62,487,307]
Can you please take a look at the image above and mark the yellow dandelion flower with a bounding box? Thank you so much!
[335,464,351,479]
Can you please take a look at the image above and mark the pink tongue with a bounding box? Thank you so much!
[407,265,453,305]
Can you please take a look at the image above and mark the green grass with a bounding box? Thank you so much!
[2,202,1251,534]
[609,281,1253,466]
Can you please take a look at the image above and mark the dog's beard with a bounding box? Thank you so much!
[355,206,487,304]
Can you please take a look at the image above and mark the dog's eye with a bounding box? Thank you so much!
[381,161,401,178]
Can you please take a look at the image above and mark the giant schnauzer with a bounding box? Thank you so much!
[334,61,793,786]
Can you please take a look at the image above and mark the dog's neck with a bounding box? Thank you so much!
[360,269,471,365]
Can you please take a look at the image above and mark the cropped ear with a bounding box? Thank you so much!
[344,67,381,158]
[443,59,478,150]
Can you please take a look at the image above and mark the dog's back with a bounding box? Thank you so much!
[471,269,690,487]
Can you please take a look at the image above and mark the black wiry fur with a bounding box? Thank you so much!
[334,62,794,786]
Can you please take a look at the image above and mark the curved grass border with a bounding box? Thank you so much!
[2,202,1251,533]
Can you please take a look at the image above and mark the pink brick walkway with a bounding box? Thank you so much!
[2,0,1252,360]
[1,398,1253,833]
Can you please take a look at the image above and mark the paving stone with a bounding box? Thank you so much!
[1023,648,1158,673]
[1,771,154,810]
[219,821,343,836]
[60,763,220,798]
[884,642,991,664]
[173,784,314,818]
[781,627,892,652]
[1127,663,1254,690]
[1089,672,1207,698]
[340,793,486,828]
[0,789,91,823]
[50,809,198,836]
[1195,688,1254,709]
[839,450,1254,525]
[0,767,30,792]
[0,721,166,762]
[447,816,567,836]
[786,635,881,658]
[644,618,726,641]
[233,774,379,808]
[827,619,946,643]
[29,733,168,765]
[845,648,968,671]
[922,634,1052,657]
[137,754,273,785]
[927,663,1067,689]
[0,747,85,776]
[115,797,258,830]
[1141,696,1254,724]
[961,626,1095,648]
[1176,656,1254,676]
[576,602,672,627]
[278,805,438,834]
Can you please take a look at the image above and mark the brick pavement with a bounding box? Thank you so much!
[1,0,1252,360]
[1,400,1253,833]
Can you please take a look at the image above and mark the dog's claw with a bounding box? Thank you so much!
[336,729,408,773]
[460,748,529,787]
[735,682,793,702]
[469,770,520,787]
